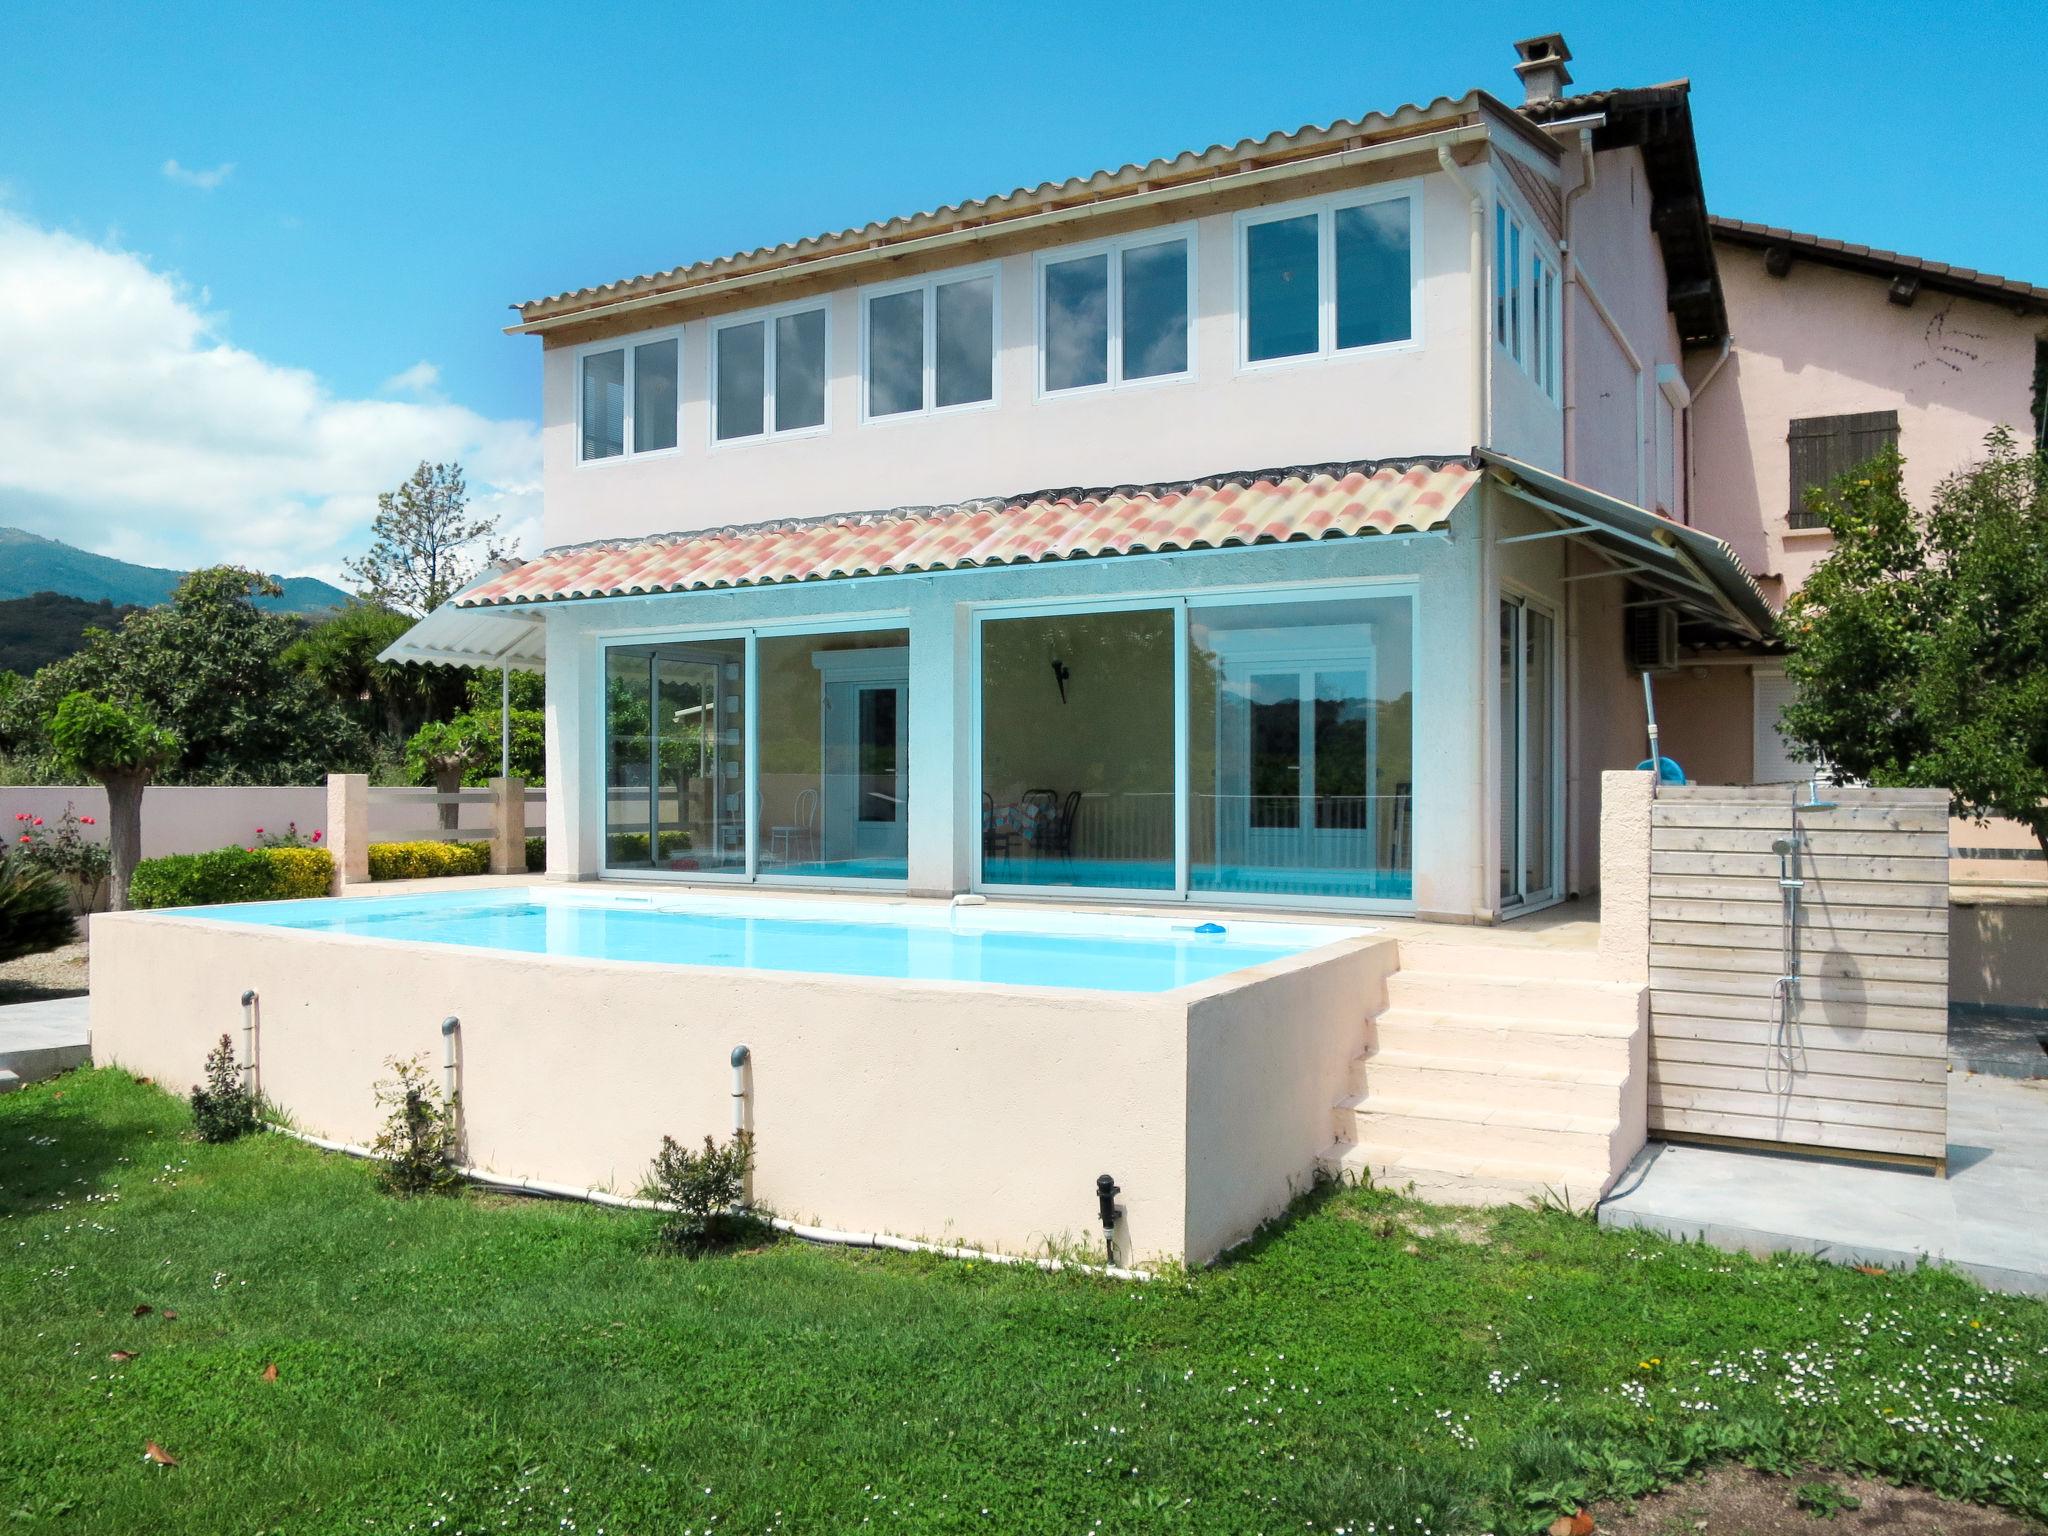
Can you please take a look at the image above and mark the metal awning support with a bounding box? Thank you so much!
[1479,450,1775,641]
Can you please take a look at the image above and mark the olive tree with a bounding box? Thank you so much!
[49,693,178,910]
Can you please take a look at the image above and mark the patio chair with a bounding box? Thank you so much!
[770,787,820,864]
[982,791,1014,857]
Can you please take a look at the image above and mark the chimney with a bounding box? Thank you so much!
[1513,33,1574,106]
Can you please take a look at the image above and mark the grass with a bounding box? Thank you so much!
[4,1070,2046,1536]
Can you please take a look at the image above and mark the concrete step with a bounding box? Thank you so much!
[0,1069,19,1095]
[1355,1048,1628,1117]
[1386,969,1645,1027]
[1345,1092,1627,1166]
[1371,1007,1638,1069]
[1395,938,1607,980]
[1320,1137,1612,1210]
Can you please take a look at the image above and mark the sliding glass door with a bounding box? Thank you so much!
[1498,593,1560,910]
[605,639,747,874]
[976,588,1415,907]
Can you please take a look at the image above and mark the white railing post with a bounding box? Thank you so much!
[325,773,369,893]
[488,777,526,876]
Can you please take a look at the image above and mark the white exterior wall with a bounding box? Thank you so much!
[544,513,1488,919]
[537,166,1502,547]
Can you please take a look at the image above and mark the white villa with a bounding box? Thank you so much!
[390,36,1782,926]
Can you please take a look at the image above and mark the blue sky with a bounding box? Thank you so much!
[1,0,2043,579]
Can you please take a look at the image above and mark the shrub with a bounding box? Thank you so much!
[0,853,78,962]
[254,821,322,849]
[189,1033,258,1143]
[525,835,546,873]
[370,1054,461,1196]
[366,840,491,881]
[128,845,335,908]
[12,804,112,911]
[642,1130,756,1253]
[264,845,334,899]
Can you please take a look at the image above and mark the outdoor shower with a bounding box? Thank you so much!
[1767,775,1840,1097]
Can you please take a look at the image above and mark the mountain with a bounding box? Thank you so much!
[0,592,145,674]
[0,527,352,613]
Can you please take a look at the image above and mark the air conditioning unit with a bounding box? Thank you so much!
[1624,605,1680,673]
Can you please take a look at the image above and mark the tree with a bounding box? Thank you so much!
[49,692,177,910]
[1,567,368,786]
[345,461,510,615]
[284,602,468,740]
[1781,429,2048,852]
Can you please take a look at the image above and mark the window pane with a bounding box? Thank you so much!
[715,322,766,440]
[605,639,746,874]
[1189,594,1413,901]
[1121,238,1189,380]
[1335,198,1412,349]
[1494,205,1511,344]
[1245,214,1319,361]
[866,289,925,416]
[934,275,995,407]
[1043,253,1110,392]
[631,338,678,453]
[980,609,1173,890]
[580,349,625,460]
[774,308,827,431]
[1508,221,1523,361]
[756,629,909,881]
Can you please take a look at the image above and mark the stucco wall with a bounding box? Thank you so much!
[537,164,1487,548]
[90,905,1382,1264]
[1691,244,2043,596]
[3,785,327,860]
[1564,147,1684,514]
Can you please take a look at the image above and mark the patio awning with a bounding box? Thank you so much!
[374,589,549,671]
[1479,450,1777,641]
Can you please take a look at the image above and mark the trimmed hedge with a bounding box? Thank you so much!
[366,841,491,881]
[525,836,545,873]
[129,846,336,910]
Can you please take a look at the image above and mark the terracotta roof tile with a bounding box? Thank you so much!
[454,458,1480,609]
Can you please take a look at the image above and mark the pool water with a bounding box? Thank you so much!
[182,888,1367,994]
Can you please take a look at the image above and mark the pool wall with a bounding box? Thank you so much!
[89,909,1391,1265]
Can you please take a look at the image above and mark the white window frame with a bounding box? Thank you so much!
[596,612,915,890]
[967,576,1422,914]
[574,326,685,467]
[1234,180,1424,373]
[1034,223,1198,399]
[1493,189,1562,405]
[708,297,833,448]
[857,261,1003,425]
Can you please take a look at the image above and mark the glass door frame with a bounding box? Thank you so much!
[1496,585,1564,916]
[596,611,913,890]
[967,577,1421,913]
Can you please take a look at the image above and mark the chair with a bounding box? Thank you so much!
[982,791,1014,857]
[769,787,820,865]
[1022,788,1081,857]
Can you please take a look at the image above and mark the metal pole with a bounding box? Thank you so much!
[500,664,511,781]
[240,989,258,1096]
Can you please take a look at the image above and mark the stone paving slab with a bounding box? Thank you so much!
[1600,1066,2048,1295]
[0,995,91,1089]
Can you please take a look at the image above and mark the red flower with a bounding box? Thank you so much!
[17,834,27,843]
[255,827,265,836]
[80,816,95,825]
[31,817,42,826]
[311,830,323,842]
[13,813,25,821]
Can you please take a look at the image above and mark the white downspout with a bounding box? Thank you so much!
[1561,127,1595,479]
[1436,143,1495,920]
[1683,336,1735,525]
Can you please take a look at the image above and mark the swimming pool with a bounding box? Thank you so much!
[184,887,1367,994]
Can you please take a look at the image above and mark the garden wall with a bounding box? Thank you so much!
[7,785,326,858]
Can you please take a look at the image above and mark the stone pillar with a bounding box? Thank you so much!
[1596,768,1654,981]
[488,776,526,876]
[325,773,369,893]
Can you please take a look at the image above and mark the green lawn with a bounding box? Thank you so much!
[4,1070,2045,1535]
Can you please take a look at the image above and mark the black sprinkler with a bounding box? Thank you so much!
[1096,1173,1121,1265]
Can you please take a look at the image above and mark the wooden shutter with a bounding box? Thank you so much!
[1787,410,1899,527]
[1753,668,1820,783]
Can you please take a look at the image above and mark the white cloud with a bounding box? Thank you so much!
[162,159,235,191]
[379,360,441,397]
[0,212,539,588]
